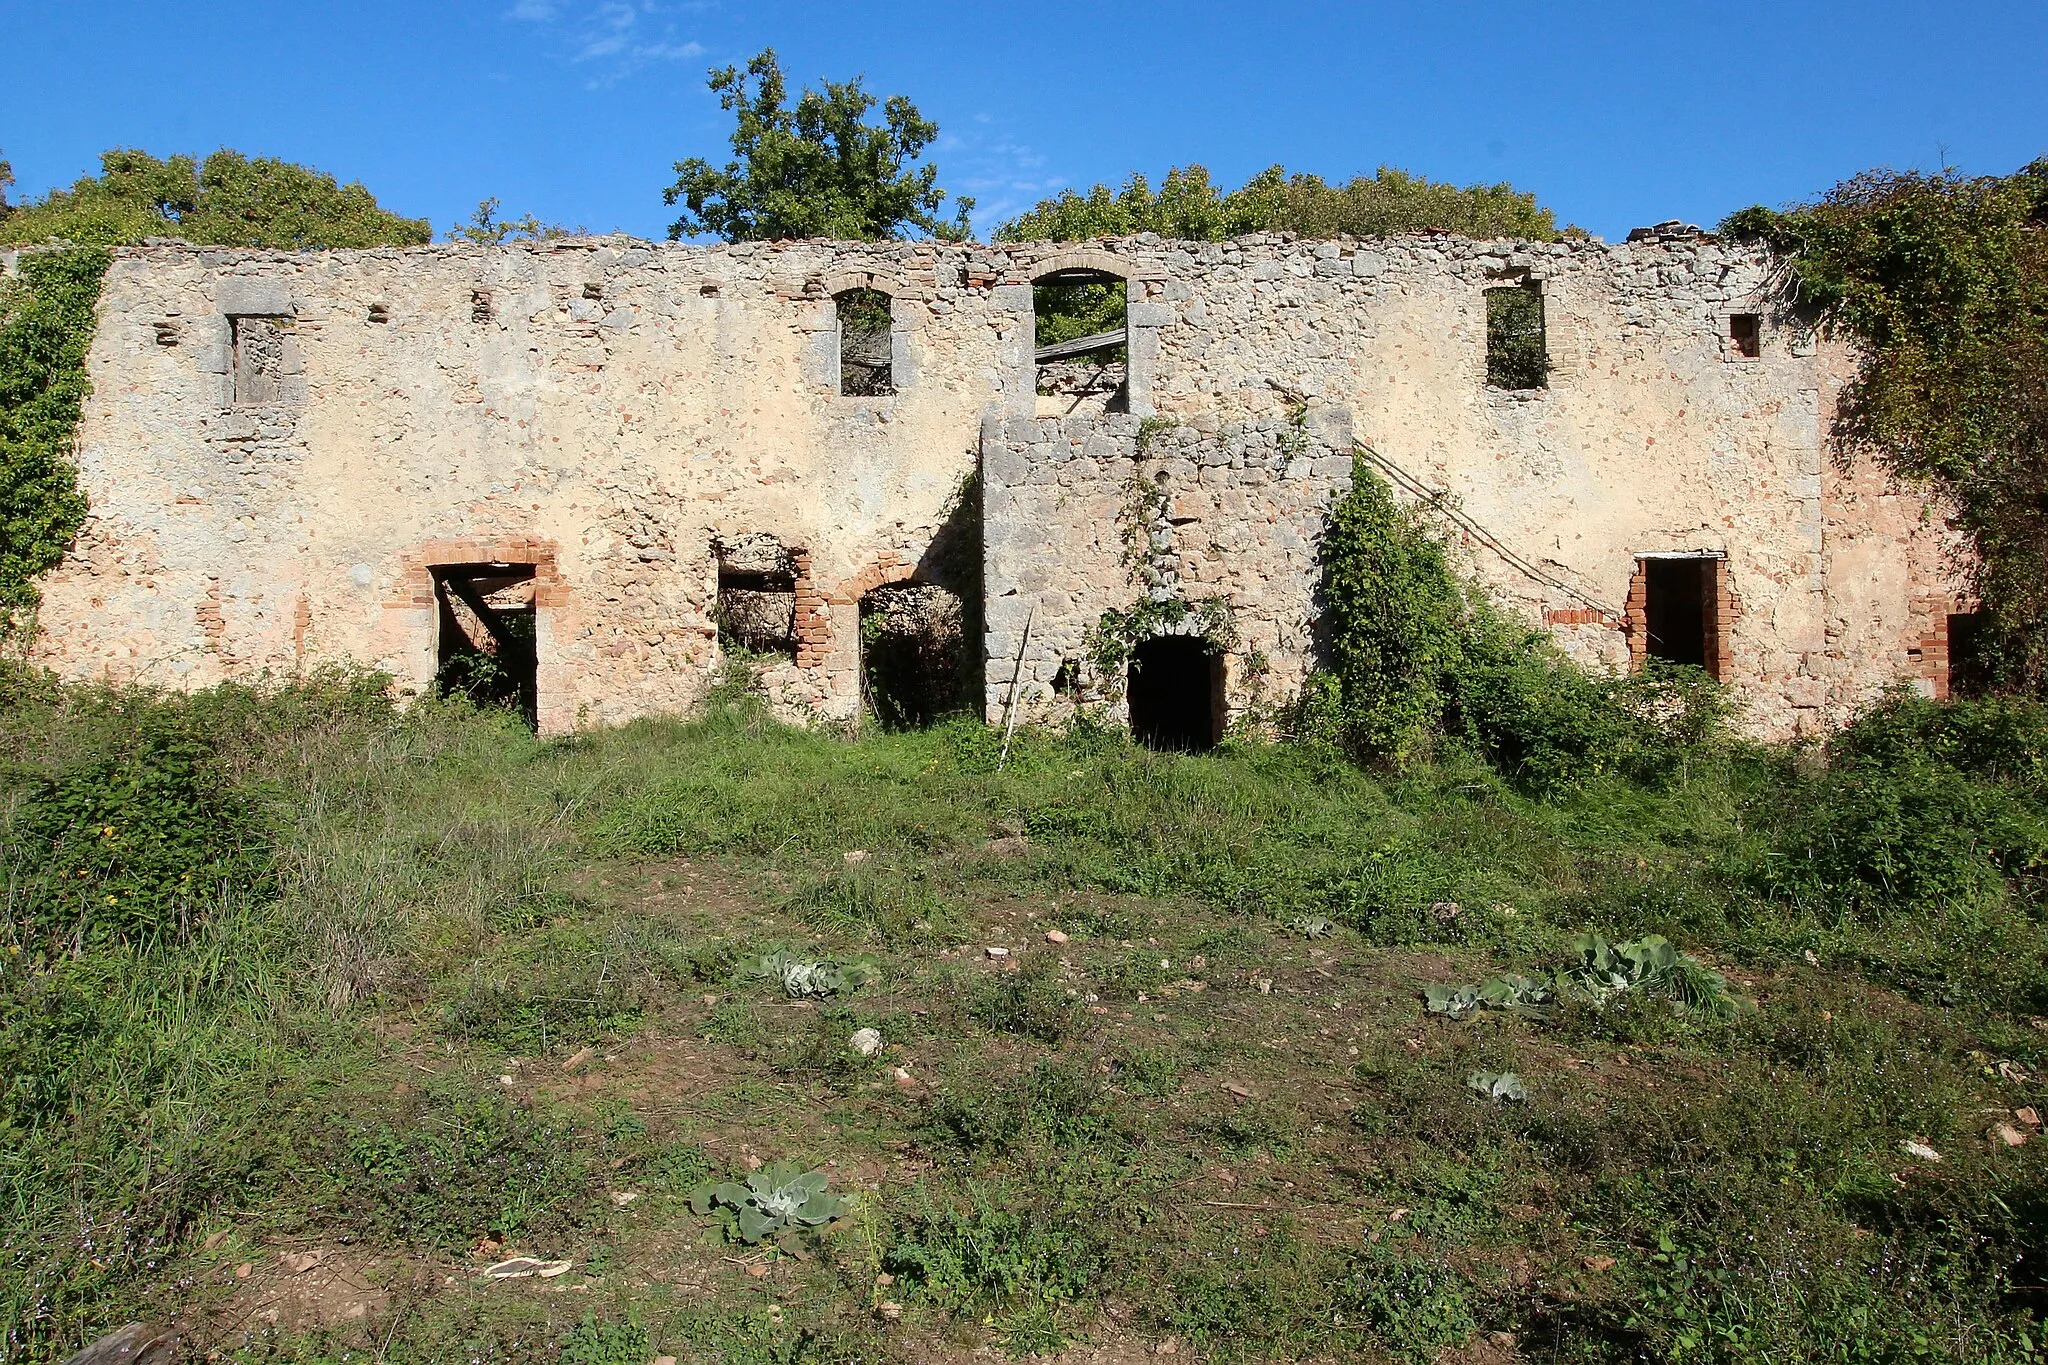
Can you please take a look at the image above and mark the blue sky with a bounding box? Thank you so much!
[3,1,2043,243]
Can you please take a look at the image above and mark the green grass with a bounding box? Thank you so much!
[3,672,2046,1363]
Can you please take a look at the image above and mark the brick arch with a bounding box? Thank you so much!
[832,552,917,606]
[814,269,906,299]
[1028,248,1129,281]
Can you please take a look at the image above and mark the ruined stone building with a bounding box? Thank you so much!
[18,228,1972,742]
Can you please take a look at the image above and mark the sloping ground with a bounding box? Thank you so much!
[4,682,2045,1364]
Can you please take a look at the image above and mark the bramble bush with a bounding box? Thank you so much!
[1308,458,1732,792]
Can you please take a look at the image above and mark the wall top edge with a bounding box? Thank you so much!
[77,230,1759,270]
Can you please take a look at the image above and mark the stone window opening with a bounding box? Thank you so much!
[1485,280,1548,390]
[1034,268,1128,415]
[1128,635,1224,753]
[1946,611,1991,699]
[1729,313,1761,359]
[229,315,291,404]
[367,303,390,324]
[1629,553,1729,679]
[433,562,539,728]
[859,581,966,728]
[714,533,798,661]
[835,287,894,396]
[471,289,494,323]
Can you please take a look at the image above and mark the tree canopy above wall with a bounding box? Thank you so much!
[0,148,430,251]
[997,164,1576,244]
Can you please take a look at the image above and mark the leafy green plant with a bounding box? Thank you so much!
[884,1188,1106,1324]
[1285,913,1337,940]
[997,163,1568,244]
[690,1162,848,1248]
[1314,461,1733,789]
[967,954,1083,1041]
[1725,161,2048,691]
[8,710,269,950]
[664,49,971,242]
[0,148,429,250]
[1465,1070,1526,1103]
[750,949,873,999]
[1427,934,1743,1023]
[1337,1243,1478,1360]
[559,1314,651,1365]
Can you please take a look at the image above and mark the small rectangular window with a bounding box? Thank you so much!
[230,315,289,404]
[715,534,798,660]
[835,288,894,396]
[1485,283,1548,390]
[1033,270,1127,413]
[1729,313,1761,359]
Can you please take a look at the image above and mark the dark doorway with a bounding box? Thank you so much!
[434,563,539,727]
[860,582,966,728]
[1948,612,1991,699]
[1128,636,1224,753]
[1641,557,1713,674]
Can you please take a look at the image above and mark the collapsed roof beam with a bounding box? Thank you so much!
[1034,327,1128,364]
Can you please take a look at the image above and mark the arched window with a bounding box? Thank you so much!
[1032,267,1127,414]
[835,287,893,395]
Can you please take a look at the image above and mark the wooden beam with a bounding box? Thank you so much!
[442,576,518,651]
[1034,327,1128,364]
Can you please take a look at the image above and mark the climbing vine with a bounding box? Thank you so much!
[1083,440,1239,692]
[1723,160,2048,693]
[0,248,108,637]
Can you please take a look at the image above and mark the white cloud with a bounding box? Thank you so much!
[505,1,706,85]
[938,124,1066,233]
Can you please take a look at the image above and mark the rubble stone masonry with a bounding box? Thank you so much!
[25,230,1965,738]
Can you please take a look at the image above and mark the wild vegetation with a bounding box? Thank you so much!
[4,606,2044,1363]
[0,148,429,251]
[1724,159,2048,696]
[997,163,1575,244]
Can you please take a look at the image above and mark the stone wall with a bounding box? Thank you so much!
[982,413,1354,729]
[33,230,1964,738]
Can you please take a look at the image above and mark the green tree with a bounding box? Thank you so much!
[999,164,1570,243]
[448,197,572,245]
[0,148,430,250]
[664,49,971,242]
[1724,161,2048,693]
[0,153,14,218]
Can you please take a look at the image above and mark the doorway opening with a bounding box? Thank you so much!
[434,562,539,727]
[1640,556,1714,675]
[860,582,966,728]
[1127,636,1224,753]
[1947,612,1991,699]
